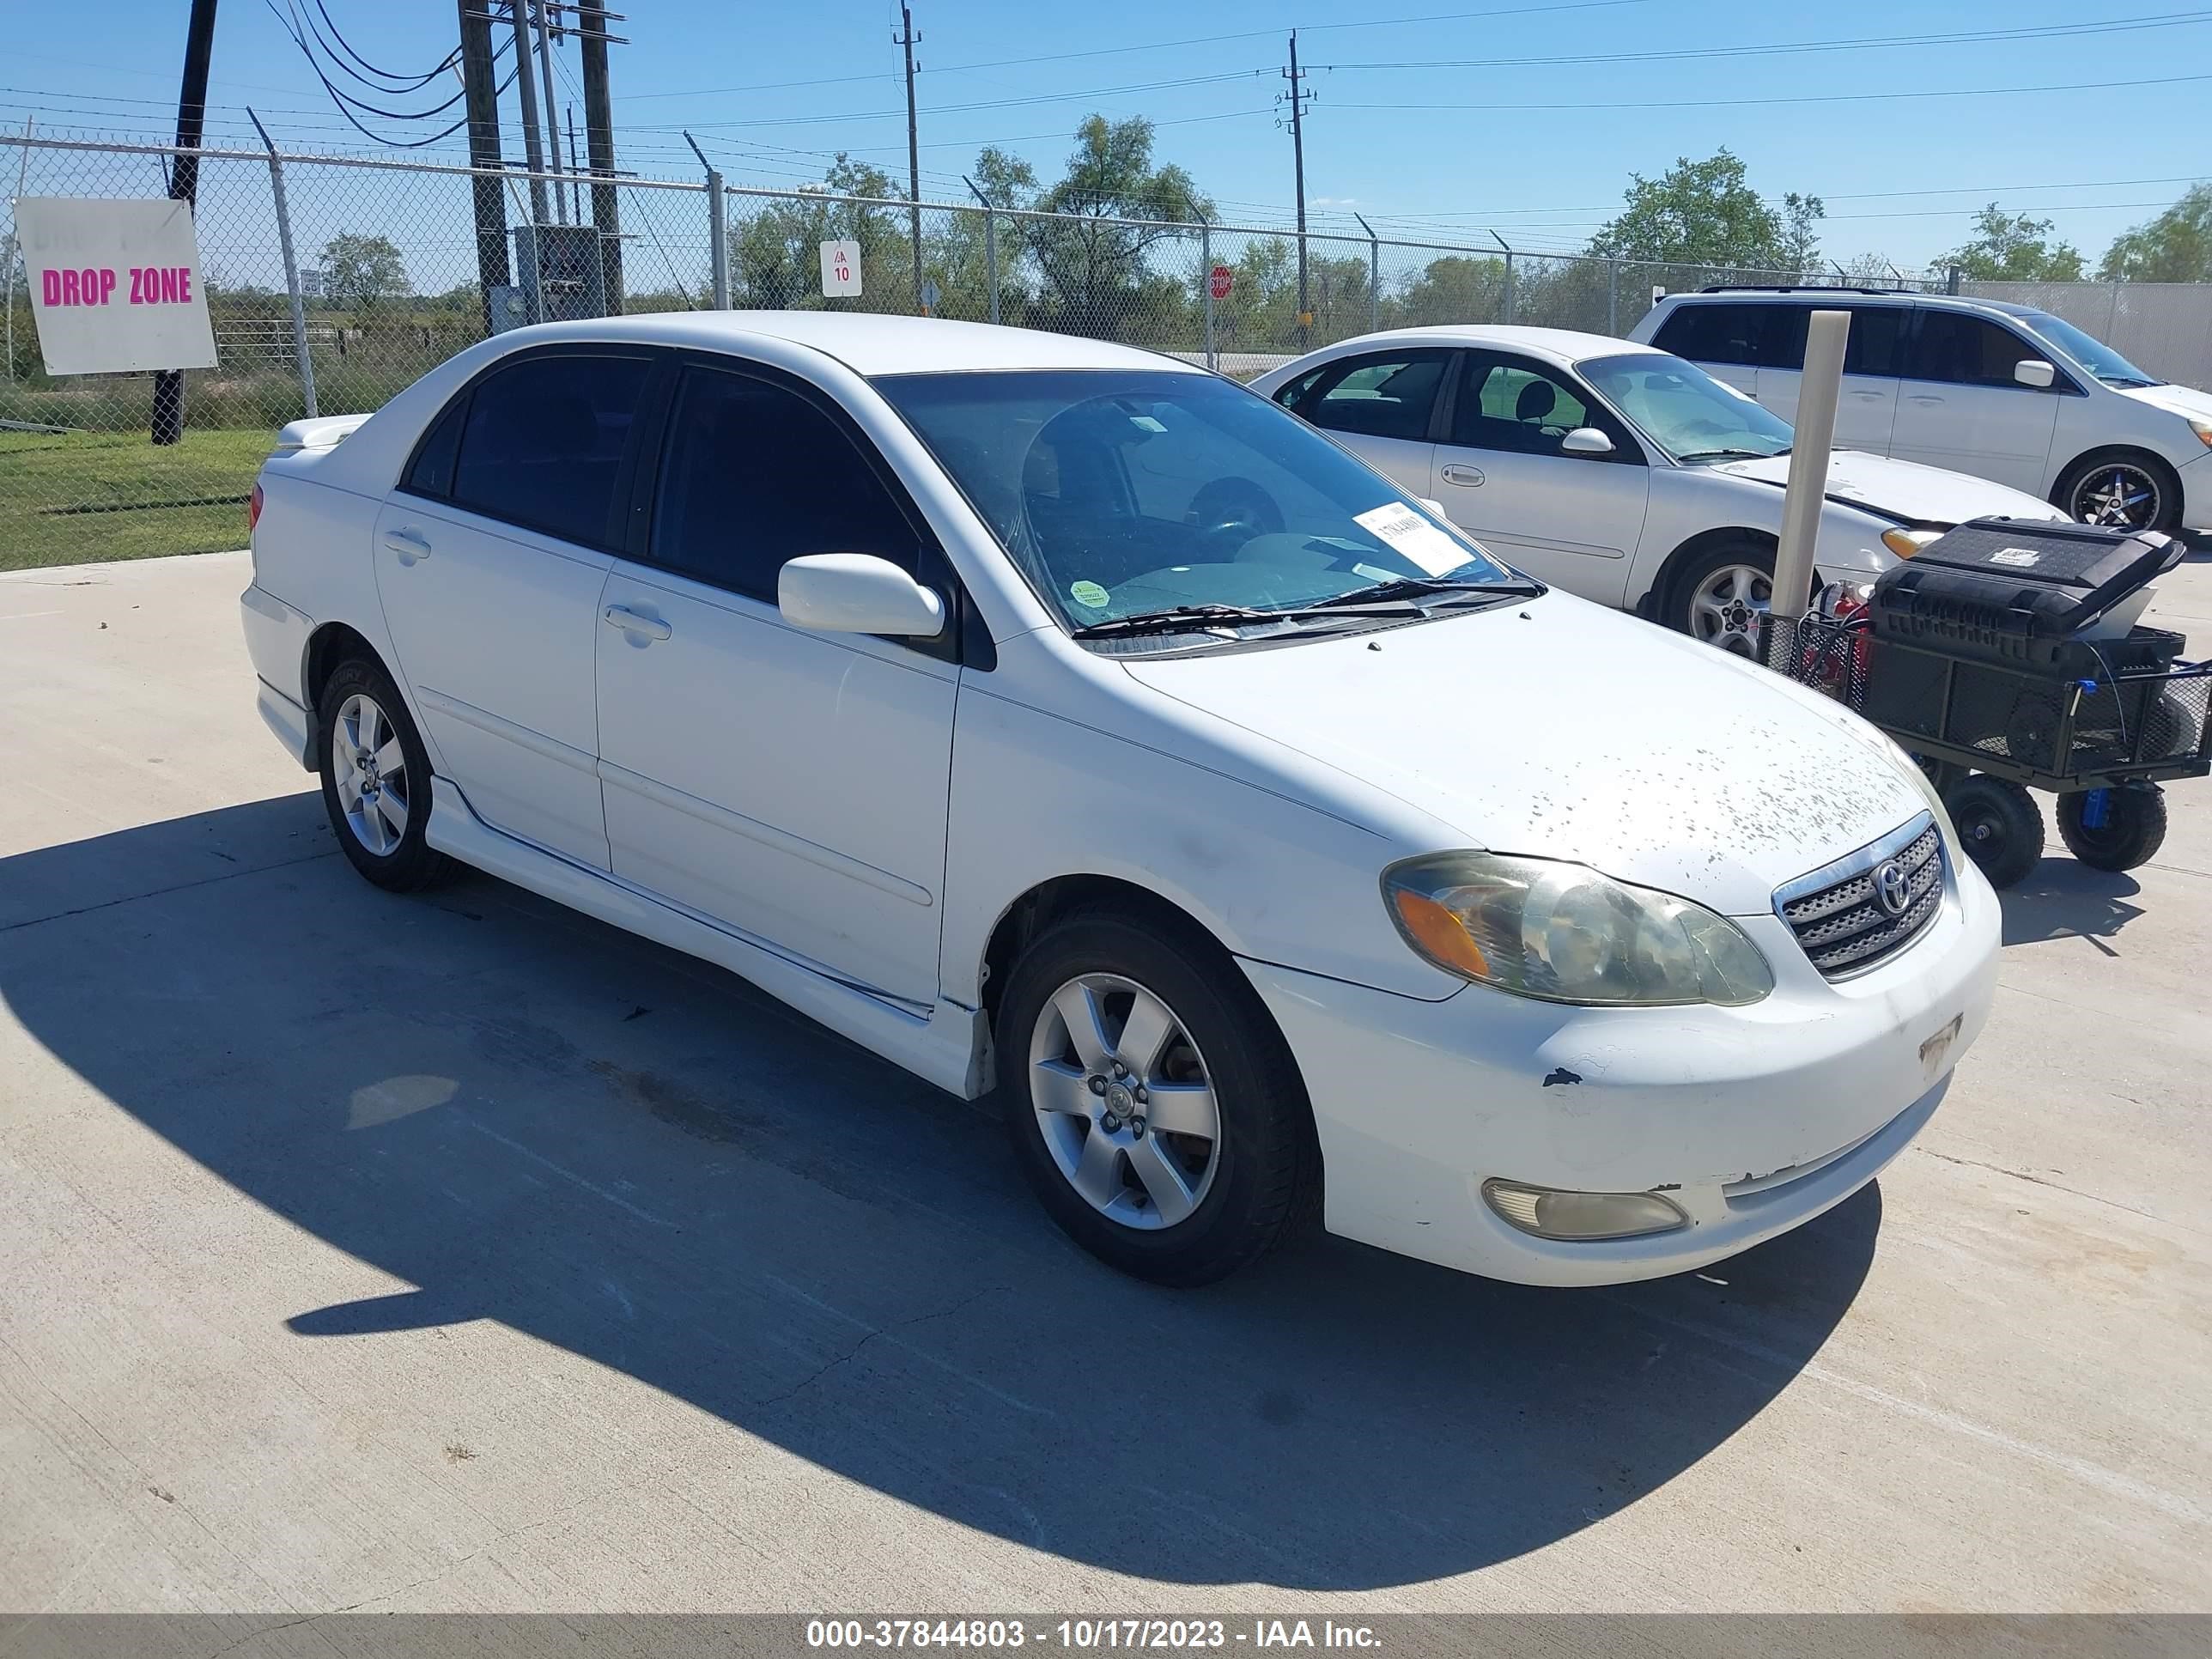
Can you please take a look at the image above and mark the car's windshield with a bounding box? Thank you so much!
[1577,351,1795,463]
[872,369,1516,637]
[2016,309,2160,387]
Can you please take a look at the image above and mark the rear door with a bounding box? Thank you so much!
[1425,350,1650,605]
[373,347,653,869]
[1287,347,1449,500]
[1890,307,2063,491]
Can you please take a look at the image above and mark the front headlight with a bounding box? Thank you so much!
[1881,526,1943,559]
[2188,416,2212,449]
[1382,852,1773,1006]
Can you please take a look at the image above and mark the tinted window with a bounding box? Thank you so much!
[1273,365,1329,410]
[450,354,649,544]
[1904,311,2040,387]
[404,397,466,497]
[1453,356,1630,459]
[1307,351,1446,441]
[1842,306,1907,377]
[651,367,918,602]
[1652,301,1805,369]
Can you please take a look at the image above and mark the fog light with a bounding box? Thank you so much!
[1482,1179,1688,1242]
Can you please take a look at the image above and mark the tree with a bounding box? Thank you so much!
[1936,204,2085,282]
[975,116,1208,342]
[1779,191,1826,271]
[729,153,902,311]
[319,231,409,318]
[1587,150,1796,270]
[2100,183,2212,282]
[1388,255,1509,327]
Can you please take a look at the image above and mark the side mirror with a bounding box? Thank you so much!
[2014,359,2057,389]
[1418,497,1451,519]
[1561,427,1615,456]
[779,553,945,638]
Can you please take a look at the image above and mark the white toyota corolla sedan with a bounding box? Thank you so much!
[241,312,1999,1288]
[1249,326,2067,654]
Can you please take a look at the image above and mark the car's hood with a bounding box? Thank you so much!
[2112,380,2212,423]
[1712,448,2063,526]
[1120,595,1926,917]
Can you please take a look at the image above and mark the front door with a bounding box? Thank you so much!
[1425,351,1651,605]
[1889,308,2062,491]
[594,362,957,1006]
[373,349,653,869]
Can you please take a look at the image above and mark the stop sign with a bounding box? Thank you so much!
[1208,264,1233,301]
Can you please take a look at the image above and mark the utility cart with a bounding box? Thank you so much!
[1785,520,2211,889]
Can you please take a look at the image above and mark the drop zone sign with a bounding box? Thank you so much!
[15,197,219,375]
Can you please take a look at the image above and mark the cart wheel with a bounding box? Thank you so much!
[2056,786,2167,872]
[1943,775,2045,889]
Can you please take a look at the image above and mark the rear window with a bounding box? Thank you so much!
[1652,301,1808,370]
[449,353,651,547]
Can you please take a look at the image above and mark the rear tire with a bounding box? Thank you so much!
[1942,774,2044,889]
[995,907,1315,1286]
[316,655,451,892]
[2056,787,2166,872]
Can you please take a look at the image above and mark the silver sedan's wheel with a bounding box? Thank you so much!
[1027,973,1221,1231]
[2070,462,2162,531]
[1686,561,1771,658]
[331,691,411,857]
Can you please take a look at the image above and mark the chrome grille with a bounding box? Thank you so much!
[1775,814,1944,979]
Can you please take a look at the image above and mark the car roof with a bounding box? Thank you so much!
[1667,289,2041,319]
[492,310,1202,378]
[1294,325,1665,367]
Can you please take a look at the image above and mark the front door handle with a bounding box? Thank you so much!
[1440,463,1486,487]
[1906,394,1944,405]
[381,527,431,564]
[603,604,672,641]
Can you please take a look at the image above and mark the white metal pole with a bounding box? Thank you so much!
[1201,220,1216,373]
[684,132,729,309]
[247,110,318,419]
[3,116,30,382]
[1766,308,1851,668]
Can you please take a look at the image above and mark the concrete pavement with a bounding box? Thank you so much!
[1,551,2208,1615]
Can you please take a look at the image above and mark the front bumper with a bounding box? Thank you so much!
[2179,450,2212,538]
[1243,852,2000,1286]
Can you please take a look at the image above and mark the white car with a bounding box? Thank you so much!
[1633,289,2212,540]
[241,313,1998,1289]
[1249,325,2067,654]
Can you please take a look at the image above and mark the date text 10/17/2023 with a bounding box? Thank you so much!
[805,1619,1382,1650]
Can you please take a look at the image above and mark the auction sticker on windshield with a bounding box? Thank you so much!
[1354,501,1468,577]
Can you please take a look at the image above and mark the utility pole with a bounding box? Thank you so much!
[153,0,217,446]
[507,0,550,225]
[457,0,510,333]
[533,0,565,222]
[1282,31,1313,352]
[896,4,923,313]
[578,0,623,313]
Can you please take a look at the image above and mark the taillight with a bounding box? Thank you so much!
[249,482,264,533]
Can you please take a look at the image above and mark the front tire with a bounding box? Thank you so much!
[1942,773,2045,889]
[2056,787,2166,872]
[316,655,450,892]
[996,908,1314,1286]
[2055,450,2181,536]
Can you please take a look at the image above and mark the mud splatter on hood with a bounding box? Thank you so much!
[1121,591,1925,916]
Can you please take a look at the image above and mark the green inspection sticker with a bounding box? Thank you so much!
[1069,580,1111,609]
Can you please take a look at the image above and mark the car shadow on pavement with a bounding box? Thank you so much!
[0,794,1880,1592]
[1997,860,2147,950]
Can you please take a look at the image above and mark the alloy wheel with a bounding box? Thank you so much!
[2072,463,2160,531]
[1027,973,1222,1231]
[1688,562,1772,659]
[332,691,411,857]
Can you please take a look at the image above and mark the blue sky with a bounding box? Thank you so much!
[7,0,2209,270]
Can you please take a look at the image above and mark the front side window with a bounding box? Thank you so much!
[874,369,1516,638]
[1904,312,2044,388]
[1453,356,1631,459]
[1306,351,1448,441]
[650,367,919,602]
[1578,352,1793,464]
[449,353,650,545]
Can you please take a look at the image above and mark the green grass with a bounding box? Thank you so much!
[0,427,275,571]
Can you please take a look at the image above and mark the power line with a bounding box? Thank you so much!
[1326,70,2212,119]
[623,70,1265,131]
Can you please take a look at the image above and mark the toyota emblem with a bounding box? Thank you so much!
[1874,860,1911,917]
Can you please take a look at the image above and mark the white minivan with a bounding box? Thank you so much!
[1632,288,2212,539]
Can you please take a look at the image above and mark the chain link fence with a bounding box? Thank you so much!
[1,131,2202,572]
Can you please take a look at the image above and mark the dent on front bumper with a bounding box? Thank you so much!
[1243,857,2000,1286]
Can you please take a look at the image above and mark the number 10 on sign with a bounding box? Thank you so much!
[820,240,862,299]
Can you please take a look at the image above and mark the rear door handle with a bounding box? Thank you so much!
[603,604,672,641]
[1440,463,1486,487]
[381,527,431,563]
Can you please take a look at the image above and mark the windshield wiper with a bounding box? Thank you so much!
[2100,375,2160,389]
[1067,600,1421,640]
[1677,446,1784,463]
[1306,575,1544,608]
